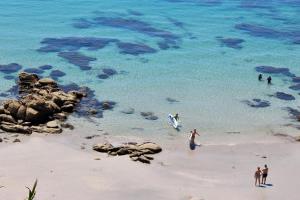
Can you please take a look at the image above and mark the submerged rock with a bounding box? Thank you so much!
[242,99,270,108]
[274,92,295,101]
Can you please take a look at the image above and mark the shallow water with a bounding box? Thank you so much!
[0,0,300,139]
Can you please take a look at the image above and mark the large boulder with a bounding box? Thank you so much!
[38,78,57,87]
[0,123,32,134]
[0,114,16,124]
[16,105,27,120]
[93,143,114,152]
[6,100,21,117]
[25,107,41,122]
[138,142,162,153]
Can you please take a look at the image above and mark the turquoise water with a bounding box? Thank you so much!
[0,0,300,138]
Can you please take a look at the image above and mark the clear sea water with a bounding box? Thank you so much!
[0,0,300,140]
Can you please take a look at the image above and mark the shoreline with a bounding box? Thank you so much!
[0,126,299,200]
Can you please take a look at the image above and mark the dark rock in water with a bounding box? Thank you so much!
[50,70,66,78]
[3,75,15,80]
[292,77,300,83]
[0,63,22,74]
[242,99,270,108]
[58,51,96,70]
[24,68,44,74]
[274,92,295,101]
[289,84,300,91]
[97,74,110,79]
[102,68,117,76]
[283,107,300,120]
[216,37,245,49]
[166,97,179,103]
[101,101,116,110]
[121,107,135,114]
[255,66,295,77]
[38,37,118,52]
[116,42,157,55]
[39,65,53,70]
[140,111,158,120]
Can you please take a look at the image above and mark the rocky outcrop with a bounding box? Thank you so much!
[93,142,162,164]
[0,72,86,134]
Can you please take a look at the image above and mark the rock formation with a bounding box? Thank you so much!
[0,72,86,134]
[93,142,162,164]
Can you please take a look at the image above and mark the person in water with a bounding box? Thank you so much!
[174,113,179,121]
[267,76,272,84]
[258,74,263,81]
[261,164,268,184]
[254,167,262,186]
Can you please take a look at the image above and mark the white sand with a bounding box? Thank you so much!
[0,132,299,200]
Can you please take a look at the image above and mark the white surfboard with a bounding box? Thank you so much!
[168,114,178,129]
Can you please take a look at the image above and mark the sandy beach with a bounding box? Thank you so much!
[1,125,299,200]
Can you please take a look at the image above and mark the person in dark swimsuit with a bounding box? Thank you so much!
[262,164,268,184]
[254,167,262,186]
[258,74,263,81]
[267,76,272,84]
[189,129,200,150]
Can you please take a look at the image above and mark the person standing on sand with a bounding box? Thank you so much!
[189,129,200,146]
[254,167,262,186]
[262,165,268,184]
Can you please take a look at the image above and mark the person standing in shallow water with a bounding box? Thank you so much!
[254,167,262,186]
[267,76,272,84]
[262,165,269,184]
[258,74,263,81]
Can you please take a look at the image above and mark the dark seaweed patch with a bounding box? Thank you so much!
[292,77,300,83]
[166,97,179,103]
[283,107,300,120]
[50,70,66,79]
[0,63,22,74]
[289,84,300,91]
[216,37,245,49]
[58,52,96,70]
[72,16,180,49]
[274,92,295,101]
[97,74,109,79]
[3,75,15,80]
[102,68,117,76]
[72,18,93,29]
[235,23,300,44]
[38,37,118,52]
[39,65,53,70]
[255,66,295,77]
[140,112,159,120]
[117,42,157,55]
[24,68,44,75]
[165,0,222,6]
[127,10,143,16]
[241,98,270,108]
